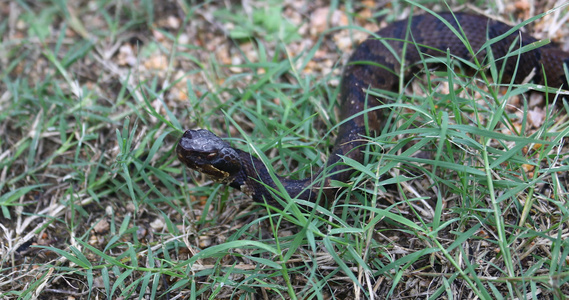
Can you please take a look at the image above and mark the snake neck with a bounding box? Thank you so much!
[226,149,317,203]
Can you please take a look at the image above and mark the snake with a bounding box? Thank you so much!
[176,12,569,204]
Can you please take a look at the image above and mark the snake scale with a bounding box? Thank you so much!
[177,12,569,204]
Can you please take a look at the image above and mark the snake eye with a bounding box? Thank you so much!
[206,152,218,159]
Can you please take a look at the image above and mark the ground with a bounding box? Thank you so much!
[1,0,569,299]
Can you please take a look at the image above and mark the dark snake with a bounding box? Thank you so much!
[176,12,569,204]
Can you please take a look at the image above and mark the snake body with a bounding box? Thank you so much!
[177,12,569,204]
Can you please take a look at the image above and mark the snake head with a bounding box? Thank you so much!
[176,129,242,182]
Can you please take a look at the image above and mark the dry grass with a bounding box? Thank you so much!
[1,0,569,299]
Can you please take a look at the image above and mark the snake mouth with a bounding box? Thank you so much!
[176,149,229,180]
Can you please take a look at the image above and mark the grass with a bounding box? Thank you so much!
[1,0,569,299]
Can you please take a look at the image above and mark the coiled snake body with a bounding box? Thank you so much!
[177,12,569,204]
